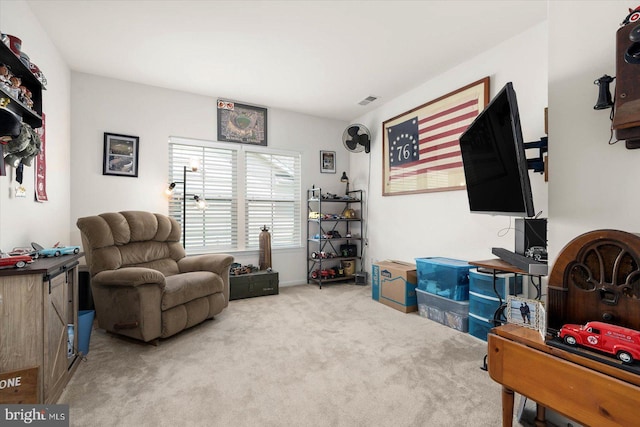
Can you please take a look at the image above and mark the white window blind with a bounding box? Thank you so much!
[245,151,301,249]
[169,139,301,253]
[168,142,238,252]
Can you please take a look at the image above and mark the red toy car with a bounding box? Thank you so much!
[559,321,640,364]
[311,268,336,279]
[0,254,33,268]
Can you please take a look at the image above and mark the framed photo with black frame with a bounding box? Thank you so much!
[103,132,139,177]
[217,100,267,146]
[320,150,336,173]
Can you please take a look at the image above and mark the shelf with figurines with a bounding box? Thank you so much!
[0,33,46,129]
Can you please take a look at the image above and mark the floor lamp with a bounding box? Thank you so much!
[166,162,207,247]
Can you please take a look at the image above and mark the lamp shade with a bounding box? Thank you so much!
[194,195,207,210]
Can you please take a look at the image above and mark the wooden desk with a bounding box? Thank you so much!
[487,324,640,427]
[470,258,544,301]
[469,259,529,275]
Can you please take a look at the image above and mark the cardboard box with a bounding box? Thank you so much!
[372,260,418,313]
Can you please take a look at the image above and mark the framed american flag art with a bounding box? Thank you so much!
[382,77,489,196]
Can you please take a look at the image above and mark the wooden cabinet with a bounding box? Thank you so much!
[0,254,82,403]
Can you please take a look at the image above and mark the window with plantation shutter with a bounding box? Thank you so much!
[169,138,301,253]
[245,151,301,249]
[168,140,238,252]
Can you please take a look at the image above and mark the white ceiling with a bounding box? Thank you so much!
[26,0,547,121]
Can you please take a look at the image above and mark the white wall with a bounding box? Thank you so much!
[0,0,71,251]
[548,1,640,259]
[8,1,634,291]
[70,72,348,285]
[350,23,549,273]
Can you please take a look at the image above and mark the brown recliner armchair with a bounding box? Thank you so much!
[76,211,234,343]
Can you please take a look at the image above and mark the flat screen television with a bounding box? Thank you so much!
[458,82,535,217]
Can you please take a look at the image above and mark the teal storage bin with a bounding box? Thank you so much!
[469,269,523,299]
[78,309,95,355]
[468,313,493,341]
[469,291,502,320]
[415,257,471,301]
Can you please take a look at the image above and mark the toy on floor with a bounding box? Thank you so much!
[230,263,258,276]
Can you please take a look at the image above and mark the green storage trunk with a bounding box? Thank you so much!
[230,271,279,300]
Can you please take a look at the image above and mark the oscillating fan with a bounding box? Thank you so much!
[342,124,371,153]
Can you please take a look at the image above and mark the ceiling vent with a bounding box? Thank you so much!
[358,96,378,106]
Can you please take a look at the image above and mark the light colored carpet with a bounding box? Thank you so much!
[60,284,510,426]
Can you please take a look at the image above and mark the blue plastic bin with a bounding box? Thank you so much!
[416,288,469,332]
[468,313,493,341]
[469,269,523,299]
[78,309,95,355]
[469,291,502,320]
[415,257,471,301]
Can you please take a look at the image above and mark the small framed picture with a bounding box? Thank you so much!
[103,133,139,177]
[320,150,336,174]
[507,296,543,331]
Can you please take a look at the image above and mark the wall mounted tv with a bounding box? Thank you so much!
[459,82,535,217]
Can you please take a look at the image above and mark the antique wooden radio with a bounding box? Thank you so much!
[547,230,640,333]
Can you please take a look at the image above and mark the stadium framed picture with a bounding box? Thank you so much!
[382,77,489,196]
[217,100,267,146]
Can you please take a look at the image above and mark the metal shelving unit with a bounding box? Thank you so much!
[307,188,363,289]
